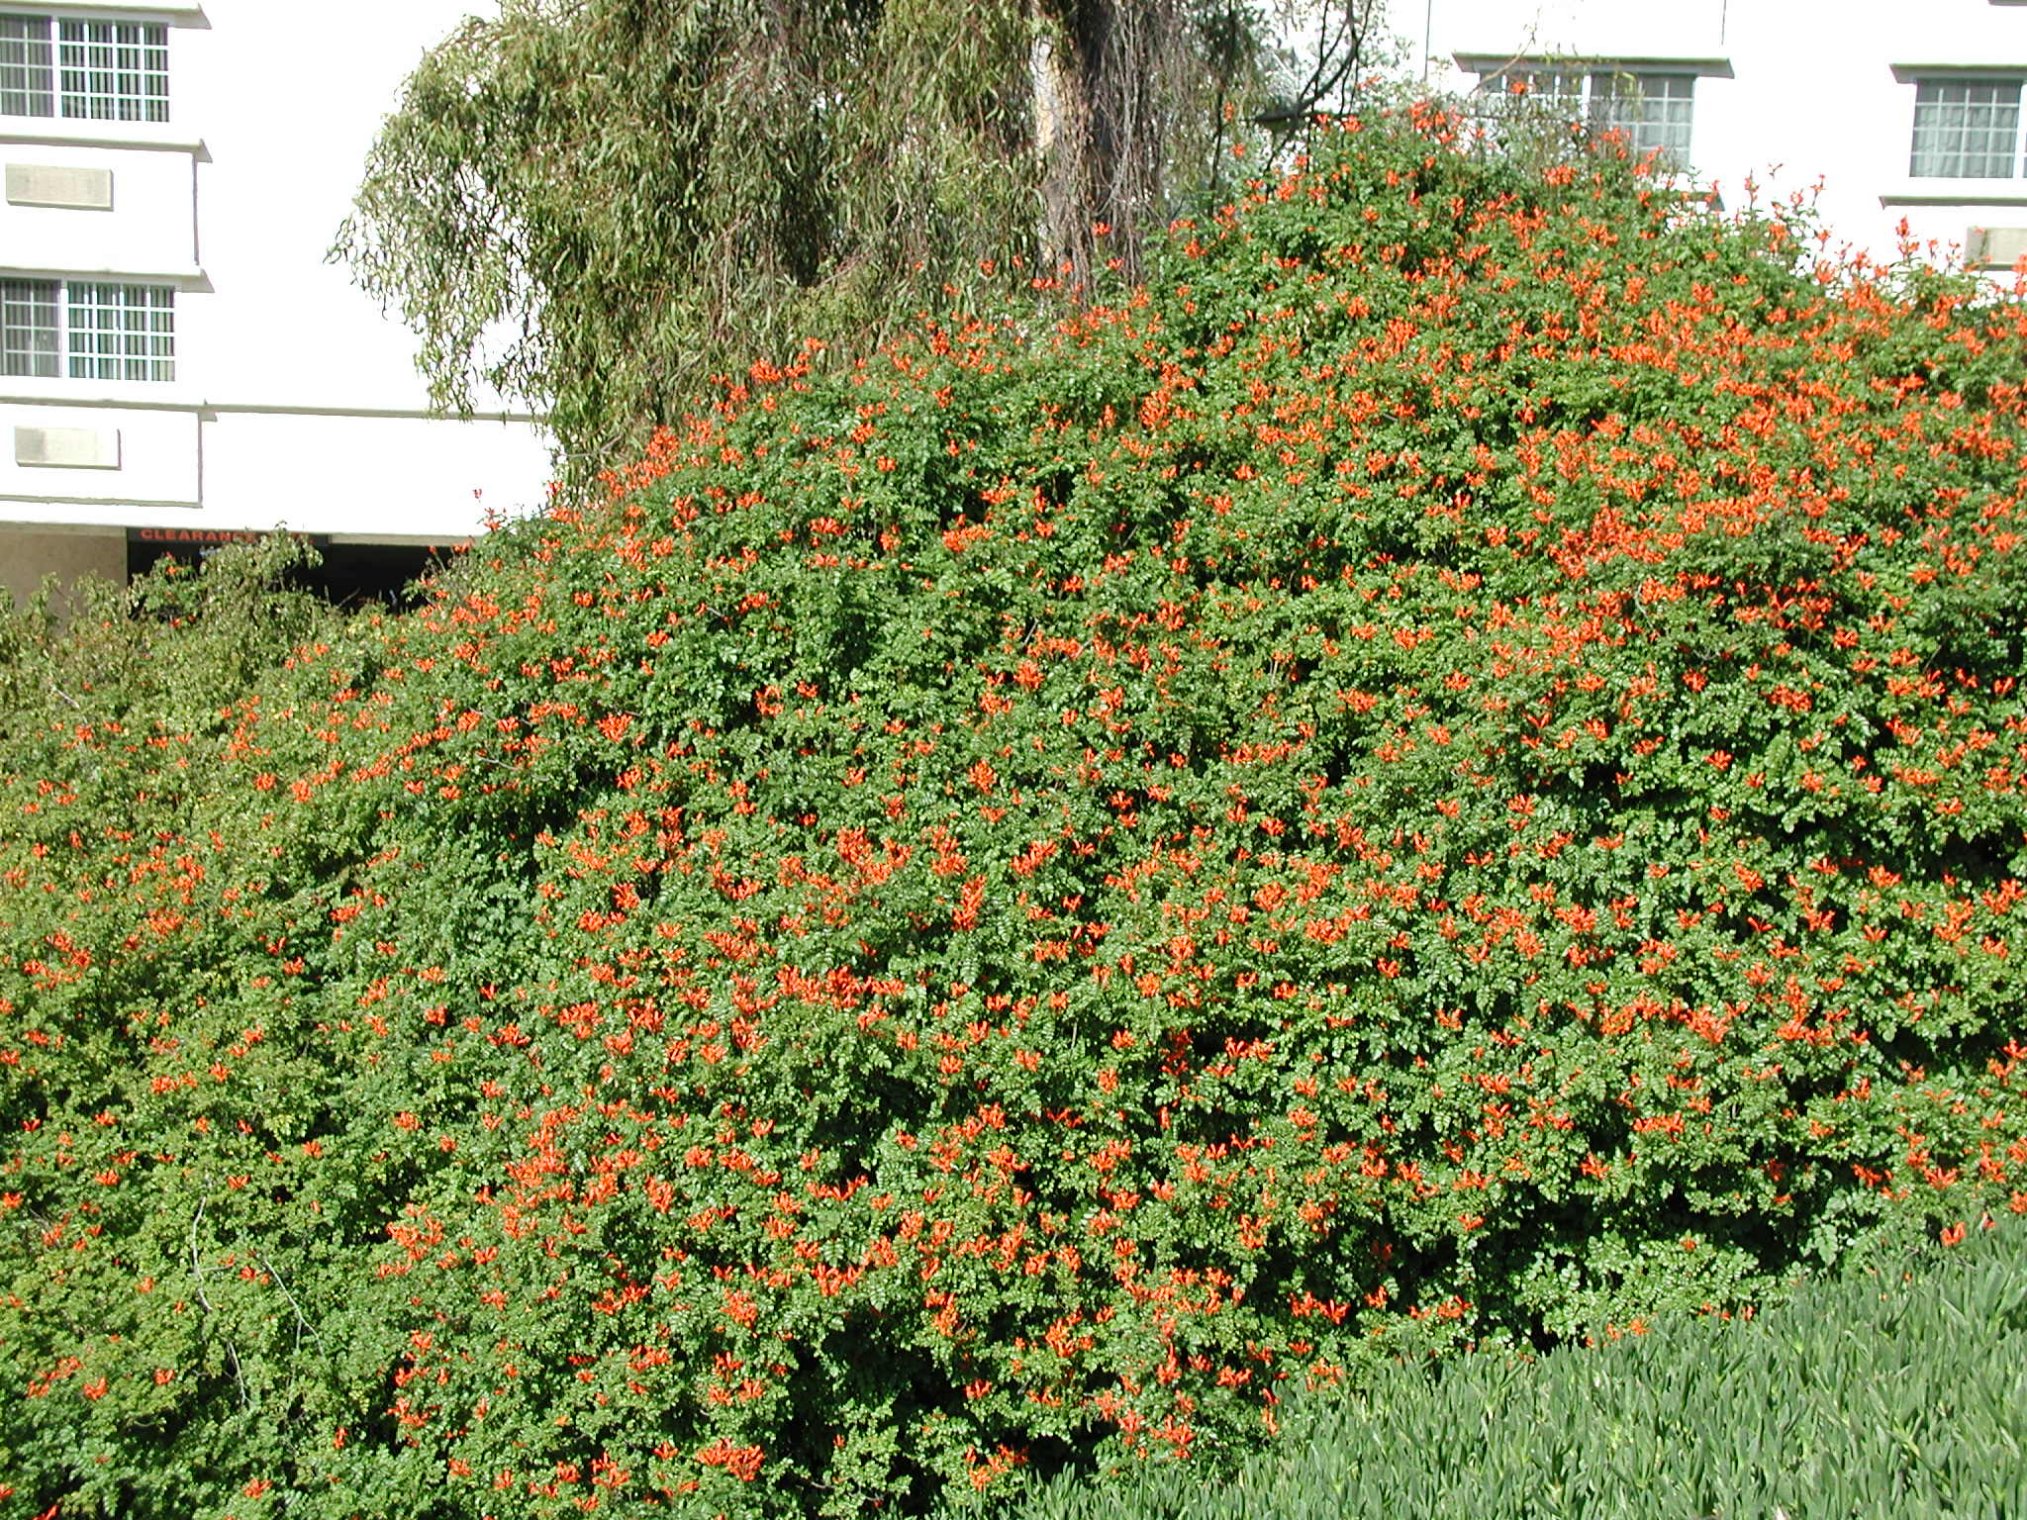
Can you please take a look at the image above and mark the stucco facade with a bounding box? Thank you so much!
[1,1,549,602]
[1405,0,2027,274]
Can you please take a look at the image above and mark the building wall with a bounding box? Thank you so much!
[1406,0,2027,274]
[0,525,124,611]
[0,1,550,571]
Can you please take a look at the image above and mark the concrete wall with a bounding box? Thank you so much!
[0,526,125,612]
[1,145,197,278]
[6,404,199,505]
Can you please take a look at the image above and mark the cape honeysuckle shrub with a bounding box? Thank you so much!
[0,540,402,1515]
[5,105,2027,1519]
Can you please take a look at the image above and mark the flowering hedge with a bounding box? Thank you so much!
[5,108,2027,1519]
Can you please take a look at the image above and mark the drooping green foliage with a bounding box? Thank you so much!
[334,0,1377,472]
[1001,1219,2027,1519]
[8,109,2027,1519]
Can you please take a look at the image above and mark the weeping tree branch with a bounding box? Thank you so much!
[1251,0,1383,129]
[334,0,1376,479]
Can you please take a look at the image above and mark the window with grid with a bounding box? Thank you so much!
[2,279,59,377]
[1590,72,1694,169]
[1480,65,1586,114]
[0,12,167,121]
[1475,64,1576,132]
[67,282,173,380]
[1474,66,1695,169]
[1,278,173,380]
[1910,79,2023,177]
[0,13,51,115]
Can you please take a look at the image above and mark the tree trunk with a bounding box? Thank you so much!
[1032,0,1169,284]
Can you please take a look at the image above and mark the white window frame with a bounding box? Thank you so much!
[0,10,169,123]
[0,276,59,376]
[1,276,174,381]
[1474,64,1697,171]
[1908,77,2026,179]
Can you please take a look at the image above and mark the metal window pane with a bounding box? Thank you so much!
[1590,71,1694,169]
[0,13,54,116]
[1470,65,1587,157]
[1,278,59,377]
[1912,78,2020,177]
[66,281,174,382]
[57,18,167,123]
[1478,65,1586,116]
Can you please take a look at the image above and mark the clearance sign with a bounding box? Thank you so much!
[129,528,329,550]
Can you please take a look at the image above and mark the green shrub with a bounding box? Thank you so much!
[993,1220,2027,1519]
[4,108,2026,1519]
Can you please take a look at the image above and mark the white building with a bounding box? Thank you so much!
[1,1,549,607]
[1406,0,2027,279]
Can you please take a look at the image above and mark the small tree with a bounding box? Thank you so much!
[334,0,1380,473]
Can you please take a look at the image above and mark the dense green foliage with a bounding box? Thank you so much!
[7,109,2027,1518]
[336,0,1374,471]
[998,1219,2027,1519]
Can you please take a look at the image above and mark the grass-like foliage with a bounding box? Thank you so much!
[998,1219,2027,1519]
[4,107,2027,1518]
